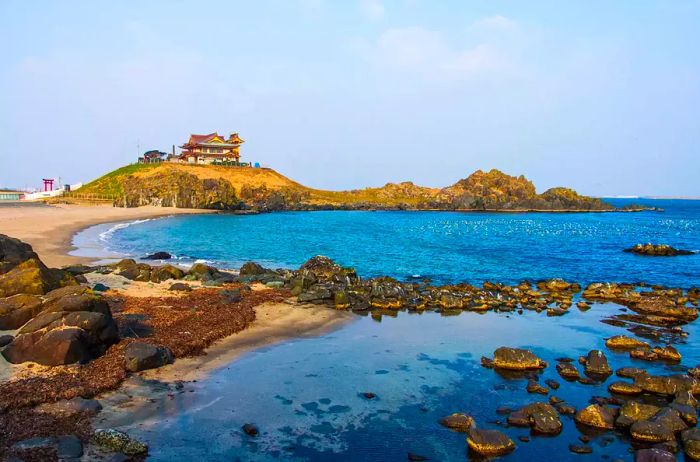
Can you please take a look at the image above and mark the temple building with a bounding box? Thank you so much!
[178,132,244,164]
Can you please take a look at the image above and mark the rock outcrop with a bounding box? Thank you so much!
[624,243,694,256]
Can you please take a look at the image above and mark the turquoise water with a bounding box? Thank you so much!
[98,199,700,288]
[85,199,700,461]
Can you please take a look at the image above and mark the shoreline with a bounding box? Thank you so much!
[0,203,213,267]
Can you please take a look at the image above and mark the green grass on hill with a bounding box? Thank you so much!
[80,163,161,196]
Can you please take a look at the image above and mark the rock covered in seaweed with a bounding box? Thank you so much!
[624,243,694,256]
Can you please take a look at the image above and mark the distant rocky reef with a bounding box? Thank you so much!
[624,244,695,257]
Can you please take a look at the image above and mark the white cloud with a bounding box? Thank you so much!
[472,15,517,31]
[361,0,385,21]
[365,26,510,80]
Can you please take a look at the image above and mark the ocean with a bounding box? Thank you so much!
[75,199,700,461]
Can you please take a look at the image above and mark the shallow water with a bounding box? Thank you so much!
[77,198,700,287]
[77,199,700,461]
[120,305,699,461]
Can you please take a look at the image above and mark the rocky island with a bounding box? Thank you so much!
[69,164,621,212]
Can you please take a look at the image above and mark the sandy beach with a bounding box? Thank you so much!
[0,203,212,268]
[0,202,353,427]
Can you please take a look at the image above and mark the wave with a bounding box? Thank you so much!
[98,218,153,244]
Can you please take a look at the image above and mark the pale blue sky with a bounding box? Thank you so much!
[1,1,698,196]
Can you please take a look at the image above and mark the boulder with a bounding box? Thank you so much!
[57,434,83,459]
[0,334,13,347]
[169,282,192,292]
[526,379,549,395]
[298,256,359,284]
[150,264,185,283]
[491,347,547,370]
[36,397,102,417]
[1,289,118,366]
[2,327,91,366]
[93,429,148,456]
[616,401,661,428]
[617,367,647,379]
[242,423,259,437]
[556,362,581,380]
[0,293,42,329]
[507,402,562,435]
[188,263,224,281]
[144,251,171,260]
[124,342,174,372]
[466,428,515,457]
[630,408,687,443]
[605,335,650,350]
[574,404,617,430]
[582,350,612,378]
[608,381,643,395]
[635,448,676,462]
[682,428,700,460]
[439,413,474,431]
[0,258,72,297]
[634,373,700,396]
[0,233,41,273]
[239,262,266,276]
[118,263,152,282]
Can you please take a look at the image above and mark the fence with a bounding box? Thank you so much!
[61,192,121,202]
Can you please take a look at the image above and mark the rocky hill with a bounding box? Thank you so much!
[76,164,613,212]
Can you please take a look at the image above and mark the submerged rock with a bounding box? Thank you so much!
[242,423,259,437]
[466,428,515,457]
[681,428,700,460]
[439,413,474,431]
[635,448,676,462]
[608,381,643,395]
[507,402,562,435]
[556,362,581,381]
[491,347,547,371]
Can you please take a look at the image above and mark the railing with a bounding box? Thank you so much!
[61,192,121,202]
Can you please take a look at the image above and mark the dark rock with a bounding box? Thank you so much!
[407,453,428,461]
[361,392,377,400]
[617,367,646,379]
[2,327,93,366]
[12,436,56,451]
[624,243,694,256]
[188,263,223,281]
[574,404,617,430]
[92,283,110,292]
[466,428,515,457]
[239,262,266,276]
[439,413,474,431]
[608,381,643,395]
[242,423,259,437]
[508,402,562,435]
[150,264,185,283]
[0,334,13,347]
[635,448,675,462]
[583,349,612,378]
[37,397,103,417]
[57,435,83,459]
[616,401,661,429]
[144,251,172,260]
[491,347,547,370]
[682,428,700,461]
[556,362,581,380]
[0,257,72,297]
[124,342,173,372]
[0,293,42,329]
[61,264,95,276]
[634,373,700,396]
[569,444,592,454]
[221,288,243,303]
[630,408,687,443]
[526,379,549,395]
[168,282,192,292]
[545,379,560,389]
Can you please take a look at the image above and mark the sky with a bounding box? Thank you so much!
[0,1,699,196]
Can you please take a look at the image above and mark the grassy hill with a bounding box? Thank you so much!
[77,163,612,212]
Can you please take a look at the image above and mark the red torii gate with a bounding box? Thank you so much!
[42,179,54,192]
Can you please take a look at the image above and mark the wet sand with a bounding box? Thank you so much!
[0,203,211,267]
